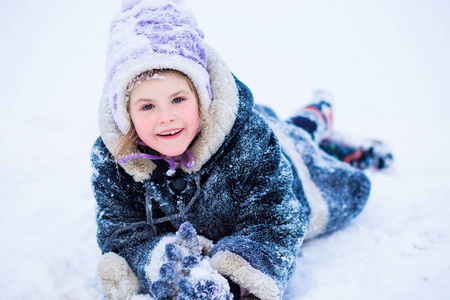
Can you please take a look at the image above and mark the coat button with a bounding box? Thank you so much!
[171,178,187,191]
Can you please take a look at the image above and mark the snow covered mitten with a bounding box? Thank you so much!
[177,258,234,300]
[150,222,233,300]
[98,252,141,300]
[320,135,394,170]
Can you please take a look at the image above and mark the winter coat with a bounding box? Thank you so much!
[92,46,370,300]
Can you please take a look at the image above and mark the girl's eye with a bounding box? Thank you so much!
[142,104,154,110]
[173,97,184,103]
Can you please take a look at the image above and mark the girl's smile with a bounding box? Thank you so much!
[157,128,183,138]
[128,73,200,157]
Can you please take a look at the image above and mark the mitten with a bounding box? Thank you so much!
[177,258,234,300]
[150,222,233,300]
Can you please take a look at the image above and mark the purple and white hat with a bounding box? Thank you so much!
[106,0,212,134]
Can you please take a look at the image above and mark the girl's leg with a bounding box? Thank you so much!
[288,91,393,171]
[288,90,333,143]
[319,135,393,170]
[254,104,280,120]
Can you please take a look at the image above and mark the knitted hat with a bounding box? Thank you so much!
[107,0,212,134]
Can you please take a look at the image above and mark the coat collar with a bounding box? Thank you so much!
[98,45,240,182]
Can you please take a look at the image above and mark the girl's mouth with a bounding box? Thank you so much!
[157,128,183,138]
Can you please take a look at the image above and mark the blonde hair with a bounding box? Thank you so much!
[114,69,202,161]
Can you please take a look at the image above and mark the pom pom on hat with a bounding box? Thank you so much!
[121,0,185,9]
[109,0,211,134]
[121,0,142,9]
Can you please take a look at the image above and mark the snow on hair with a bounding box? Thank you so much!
[121,0,185,9]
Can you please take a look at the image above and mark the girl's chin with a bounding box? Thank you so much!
[159,149,188,157]
[162,153,182,157]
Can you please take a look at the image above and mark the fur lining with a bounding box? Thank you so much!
[210,251,281,300]
[267,122,329,239]
[98,45,238,182]
[98,252,141,300]
[198,235,214,257]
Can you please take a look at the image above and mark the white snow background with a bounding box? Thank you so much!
[1,0,449,299]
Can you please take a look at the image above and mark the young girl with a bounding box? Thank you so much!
[92,1,392,299]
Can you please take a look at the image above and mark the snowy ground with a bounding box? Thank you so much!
[1,1,449,299]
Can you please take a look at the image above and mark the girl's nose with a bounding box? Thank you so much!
[157,108,176,124]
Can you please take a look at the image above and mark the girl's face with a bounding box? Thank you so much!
[128,73,200,157]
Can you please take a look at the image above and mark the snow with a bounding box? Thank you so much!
[1,0,449,299]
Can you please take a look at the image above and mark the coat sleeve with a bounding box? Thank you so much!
[91,137,173,293]
[210,115,309,300]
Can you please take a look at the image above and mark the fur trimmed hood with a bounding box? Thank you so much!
[98,44,239,181]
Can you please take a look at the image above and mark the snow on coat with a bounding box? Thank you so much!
[92,47,370,300]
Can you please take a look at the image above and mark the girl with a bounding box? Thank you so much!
[92,1,392,299]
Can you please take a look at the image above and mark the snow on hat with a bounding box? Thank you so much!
[107,0,212,134]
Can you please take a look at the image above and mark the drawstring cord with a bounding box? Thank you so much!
[100,174,202,254]
[145,174,201,234]
[117,149,195,174]
[100,144,198,253]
